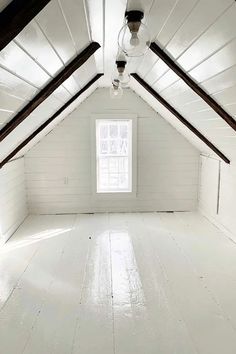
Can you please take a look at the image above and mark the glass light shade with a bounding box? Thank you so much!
[112,70,130,87]
[110,82,123,99]
[118,22,150,57]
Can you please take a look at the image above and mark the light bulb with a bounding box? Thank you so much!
[130,32,140,47]
[110,81,123,99]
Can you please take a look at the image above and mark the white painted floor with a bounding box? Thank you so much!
[1,212,236,354]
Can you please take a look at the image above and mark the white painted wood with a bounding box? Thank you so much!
[0,66,37,100]
[58,0,91,52]
[0,158,28,244]
[25,88,199,214]
[177,4,236,72]
[13,83,98,159]
[132,0,236,168]
[164,0,233,59]
[35,0,77,64]
[1,212,236,353]
[0,0,96,158]
[130,78,212,156]
[0,75,100,163]
[0,42,50,87]
[14,21,64,77]
[156,0,199,47]
[198,155,220,216]
[199,155,236,241]
[85,0,104,73]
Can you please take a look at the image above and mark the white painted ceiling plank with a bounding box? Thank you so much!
[190,39,236,83]
[0,42,50,88]
[35,0,77,65]
[0,90,25,113]
[14,20,64,77]
[58,0,91,52]
[146,0,180,41]
[136,51,158,78]
[0,111,14,127]
[177,4,236,72]
[130,78,210,155]
[145,59,169,86]
[85,0,104,73]
[156,0,199,48]
[165,0,234,59]
[72,57,97,88]
[14,84,98,159]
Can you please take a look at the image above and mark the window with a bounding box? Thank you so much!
[96,119,132,193]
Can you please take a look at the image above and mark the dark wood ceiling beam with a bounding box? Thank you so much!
[0,0,52,51]
[0,74,103,169]
[132,73,230,164]
[0,41,100,142]
[150,42,236,132]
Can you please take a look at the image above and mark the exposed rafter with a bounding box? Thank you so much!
[132,73,230,164]
[0,74,103,169]
[150,42,236,132]
[0,41,100,142]
[0,0,52,51]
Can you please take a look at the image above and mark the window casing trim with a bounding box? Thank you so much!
[91,113,137,199]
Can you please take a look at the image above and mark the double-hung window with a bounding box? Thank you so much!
[96,119,132,193]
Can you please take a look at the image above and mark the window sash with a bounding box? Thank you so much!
[96,119,132,193]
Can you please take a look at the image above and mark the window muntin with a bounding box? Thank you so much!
[96,119,132,193]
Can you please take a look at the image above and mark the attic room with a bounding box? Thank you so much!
[0,0,236,352]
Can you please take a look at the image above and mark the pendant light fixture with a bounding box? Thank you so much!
[112,53,131,87]
[110,79,123,99]
[118,10,150,57]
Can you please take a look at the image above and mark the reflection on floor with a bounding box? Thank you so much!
[0,212,236,354]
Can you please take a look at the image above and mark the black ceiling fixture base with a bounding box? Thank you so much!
[116,61,127,69]
[125,10,144,22]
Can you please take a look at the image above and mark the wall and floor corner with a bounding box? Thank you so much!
[198,155,236,241]
[24,88,200,214]
[0,157,28,244]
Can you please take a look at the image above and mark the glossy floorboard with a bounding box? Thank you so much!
[1,212,236,354]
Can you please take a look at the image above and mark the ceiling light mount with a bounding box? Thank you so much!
[116,60,126,74]
[125,10,144,23]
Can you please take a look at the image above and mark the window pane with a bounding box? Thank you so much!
[100,140,108,154]
[110,139,118,154]
[110,124,118,138]
[109,157,119,173]
[120,124,128,139]
[100,124,108,139]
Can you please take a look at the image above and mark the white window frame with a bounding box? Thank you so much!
[91,114,137,199]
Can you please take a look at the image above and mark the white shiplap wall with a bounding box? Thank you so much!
[25,88,199,214]
[199,155,236,241]
[0,158,28,244]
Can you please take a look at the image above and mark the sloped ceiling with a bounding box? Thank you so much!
[0,0,236,164]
